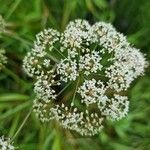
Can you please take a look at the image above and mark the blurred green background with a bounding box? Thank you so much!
[0,0,150,150]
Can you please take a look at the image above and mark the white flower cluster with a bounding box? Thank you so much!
[57,58,78,82]
[105,47,147,92]
[0,49,7,70]
[23,19,147,136]
[34,73,59,102]
[0,15,5,34]
[33,98,103,136]
[61,19,91,49]
[0,136,14,150]
[23,29,60,77]
[98,94,129,121]
[77,79,105,106]
[79,51,102,76]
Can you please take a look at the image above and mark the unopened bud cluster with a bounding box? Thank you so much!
[0,15,5,34]
[0,16,7,69]
[0,49,7,70]
[23,19,147,136]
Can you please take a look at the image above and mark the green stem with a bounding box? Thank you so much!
[11,108,32,142]
[71,77,80,105]
[53,46,67,59]
[5,0,22,19]
[57,81,72,97]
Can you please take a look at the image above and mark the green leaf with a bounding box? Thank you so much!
[0,93,30,102]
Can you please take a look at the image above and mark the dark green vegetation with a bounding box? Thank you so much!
[0,0,150,149]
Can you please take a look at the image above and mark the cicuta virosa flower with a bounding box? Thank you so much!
[23,19,147,136]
